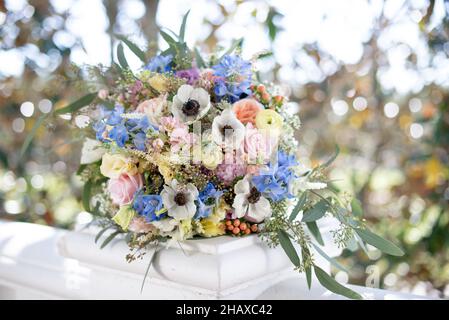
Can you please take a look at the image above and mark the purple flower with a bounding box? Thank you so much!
[175,68,200,85]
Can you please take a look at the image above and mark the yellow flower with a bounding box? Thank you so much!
[155,154,174,183]
[255,109,283,134]
[112,205,136,231]
[100,153,138,178]
[200,218,225,237]
[148,74,167,92]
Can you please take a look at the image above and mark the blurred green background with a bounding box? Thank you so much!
[0,0,448,297]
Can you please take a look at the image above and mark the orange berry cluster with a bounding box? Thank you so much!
[225,219,258,236]
[250,84,285,109]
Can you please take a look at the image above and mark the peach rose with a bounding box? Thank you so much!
[135,94,167,127]
[107,173,143,205]
[232,98,263,125]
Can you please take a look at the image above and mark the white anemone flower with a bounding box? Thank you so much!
[161,179,198,220]
[171,84,211,123]
[211,108,245,149]
[232,176,271,223]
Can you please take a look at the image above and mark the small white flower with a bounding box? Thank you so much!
[161,179,198,220]
[232,176,271,223]
[151,218,179,234]
[80,138,106,164]
[288,163,327,194]
[171,84,211,123]
[212,108,245,149]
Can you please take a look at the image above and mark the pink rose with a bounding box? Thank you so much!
[107,173,143,205]
[135,94,167,126]
[160,116,187,134]
[244,123,270,164]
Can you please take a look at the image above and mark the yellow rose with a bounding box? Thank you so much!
[148,74,167,92]
[100,153,138,178]
[201,143,224,170]
[255,109,284,134]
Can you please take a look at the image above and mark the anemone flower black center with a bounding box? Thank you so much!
[247,187,261,204]
[174,192,188,206]
[221,124,234,137]
[182,99,201,116]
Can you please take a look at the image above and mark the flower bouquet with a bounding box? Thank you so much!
[28,12,404,299]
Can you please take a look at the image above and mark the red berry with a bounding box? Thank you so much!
[232,227,240,235]
[233,219,241,227]
[240,223,247,231]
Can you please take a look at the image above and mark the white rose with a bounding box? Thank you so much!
[80,138,106,164]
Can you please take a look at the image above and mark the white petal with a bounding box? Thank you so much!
[185,201,197,219]
[232,194,248,218]
[176,84,194,102]
[186,183,199,200]
[161,189,176,210]
[234,177,250,195]
[168,205,190,220]
[190,88,210,107]
[247,197,271,223]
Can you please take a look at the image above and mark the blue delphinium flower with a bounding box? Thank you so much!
[212,55,252,103]
[145,54,173,73]
[252,151,299,202]
[133,132,147,151]
[108,123,129,148]
[133,194,165,222]
[106,105,124,126]
[194,183,223,219]
[93,121,107,141]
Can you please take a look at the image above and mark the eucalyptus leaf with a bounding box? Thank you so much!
[277,229,301,266]
[314,266,362,300]
[54,92,97,115]
[82,180,92,212]
[95,226,111,244]
[194,47,206,68]
[100,230,121,249]
[219,38,243,60]
[179,10,190,43]
[160,30,178,47]
[306,221,324,246]
[355,228,404,256]
[351,198,363,218]
[117,36,146,62]
[312,243,347,272]
[19,113,48,160]
[301,199,329,222]
[117,43,129,70]
[289,191,307,222]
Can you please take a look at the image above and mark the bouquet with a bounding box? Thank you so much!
[30,12,404,299]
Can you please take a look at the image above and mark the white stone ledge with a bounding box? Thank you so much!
[0,220,430,300]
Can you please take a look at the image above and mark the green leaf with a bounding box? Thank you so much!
[312,243,347,272]
[19,113,48,160]
[351,198,363,217]
[301,199,329,222]
[179,10,190,43]
[321,144,340,168]
[54,92,97,115]
[100,230,121,249]
[355,228,404,256]
[314,266,362,300]
[219,38,243,60]
[289,191,307,222]
[82,180,93,212]
[117,43,129,70]
[95,226,111,244]
[306,221,324,246]
[160,30,178,47]
[277,229,301,266]
[194,47,206,68]
[301,247,312,289]
[117,36,146,62]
